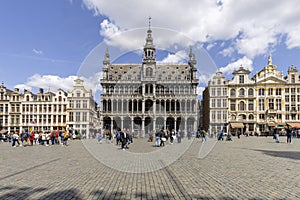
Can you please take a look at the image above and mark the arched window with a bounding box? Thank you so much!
[249,114,254,120]
[239,88,245,96]
[239,101,246,111]
[248,88,254,96]
[146,67,153,76]
[230,89,236,97]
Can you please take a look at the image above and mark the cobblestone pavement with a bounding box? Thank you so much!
[0,136,299,199]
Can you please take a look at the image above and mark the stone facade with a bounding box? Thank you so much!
[67,77,99,138]
[203,56,300,135]
[100,25,199,137]
[0,78,99,138]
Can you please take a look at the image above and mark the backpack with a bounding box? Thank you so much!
[64,133,69,139]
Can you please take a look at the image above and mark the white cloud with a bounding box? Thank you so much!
[198,73,213,84]
[83,0,300,59]
[32,48,43,55]
[219,56,253,75]
[219,46,234,57]
[158,50,188,64]
[197,86,205,96]
[286,25,300,49]
[14,73,102,95]
[100,19,121,38]
[206,43,216,51]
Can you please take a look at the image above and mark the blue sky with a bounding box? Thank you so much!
[1,0,300,100]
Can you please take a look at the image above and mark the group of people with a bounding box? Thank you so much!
[273,127,296,143]
[1,131,71,147]
[96,128,133,150]
[154,129,187,147]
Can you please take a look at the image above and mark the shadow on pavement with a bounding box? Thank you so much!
[254,149,300,160]
[0,185,237,200]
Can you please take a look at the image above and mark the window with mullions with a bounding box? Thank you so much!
[259,99,264,110]
[276,88,281,95]
[268,99,274,110]
[276,99,281,110]
[239,75,244,84]
[258,88,264,95]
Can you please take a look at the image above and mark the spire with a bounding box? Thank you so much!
[268,55,272,65]
[103,48,110,65]
[148,16,151,30]
[145,17,154,49]
[189,46,193,60]
[143,17,155,63]
[188,47,197,66]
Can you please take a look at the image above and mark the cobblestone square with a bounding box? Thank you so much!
[0,136,299,199]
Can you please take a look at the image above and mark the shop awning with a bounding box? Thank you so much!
[230,122,244,128]
[267,122,276,127]
[0,129,8,134]
[287,122,300,128]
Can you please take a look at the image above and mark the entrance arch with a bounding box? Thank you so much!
[166,117,175,132]
[113,116,121,130]
[123,116,131,130]
[187,117,195,132]
[145,117,153,135]
[156,117,164,130]
[133,117,142,137]
[103,116,111,130]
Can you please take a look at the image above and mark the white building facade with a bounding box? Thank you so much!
[203,56,300,135]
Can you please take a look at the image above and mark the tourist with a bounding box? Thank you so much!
[286,128,292,143]
[201,130,206,142]
[120,128,127,150]
[29,132,35,146]
[274,128,279,143]
[12,132,20,147]
[97,131,103,144]
[170,129,175,144]
[115,128,121,145]
[160,129,166,146]
[63,131,69,146]
[155,130,161,147]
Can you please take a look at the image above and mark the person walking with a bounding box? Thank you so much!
[201,130,206,142]
[97,131,103,144]
[218,130,224,141]
[12,132,20,147]
[274,128,279,143]
[170,129,175,144]
[115,128,121,145]
[286,128,292,143]
[155,130,161,147]
[120,129,127,150]
[29,132,35,146]
[176,130,182,143]
[63,131,69,146]
[160,129,166,146]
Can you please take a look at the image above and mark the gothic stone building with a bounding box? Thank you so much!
[100,26,199,137]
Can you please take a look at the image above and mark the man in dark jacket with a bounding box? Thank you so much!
[120,128,127,150]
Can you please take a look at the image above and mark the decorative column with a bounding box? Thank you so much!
[141,84,145,137]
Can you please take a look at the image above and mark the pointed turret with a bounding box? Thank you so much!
[143,17,156,63]
[188,47,197,67]
[103,48,110,65]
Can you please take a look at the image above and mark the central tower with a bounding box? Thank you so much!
[142,17,156,80]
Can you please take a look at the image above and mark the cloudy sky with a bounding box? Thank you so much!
[1,0,300,101]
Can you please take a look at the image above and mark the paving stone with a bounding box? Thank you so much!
[0,137,299,199]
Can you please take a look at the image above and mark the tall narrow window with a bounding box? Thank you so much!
[239,75,244,84]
